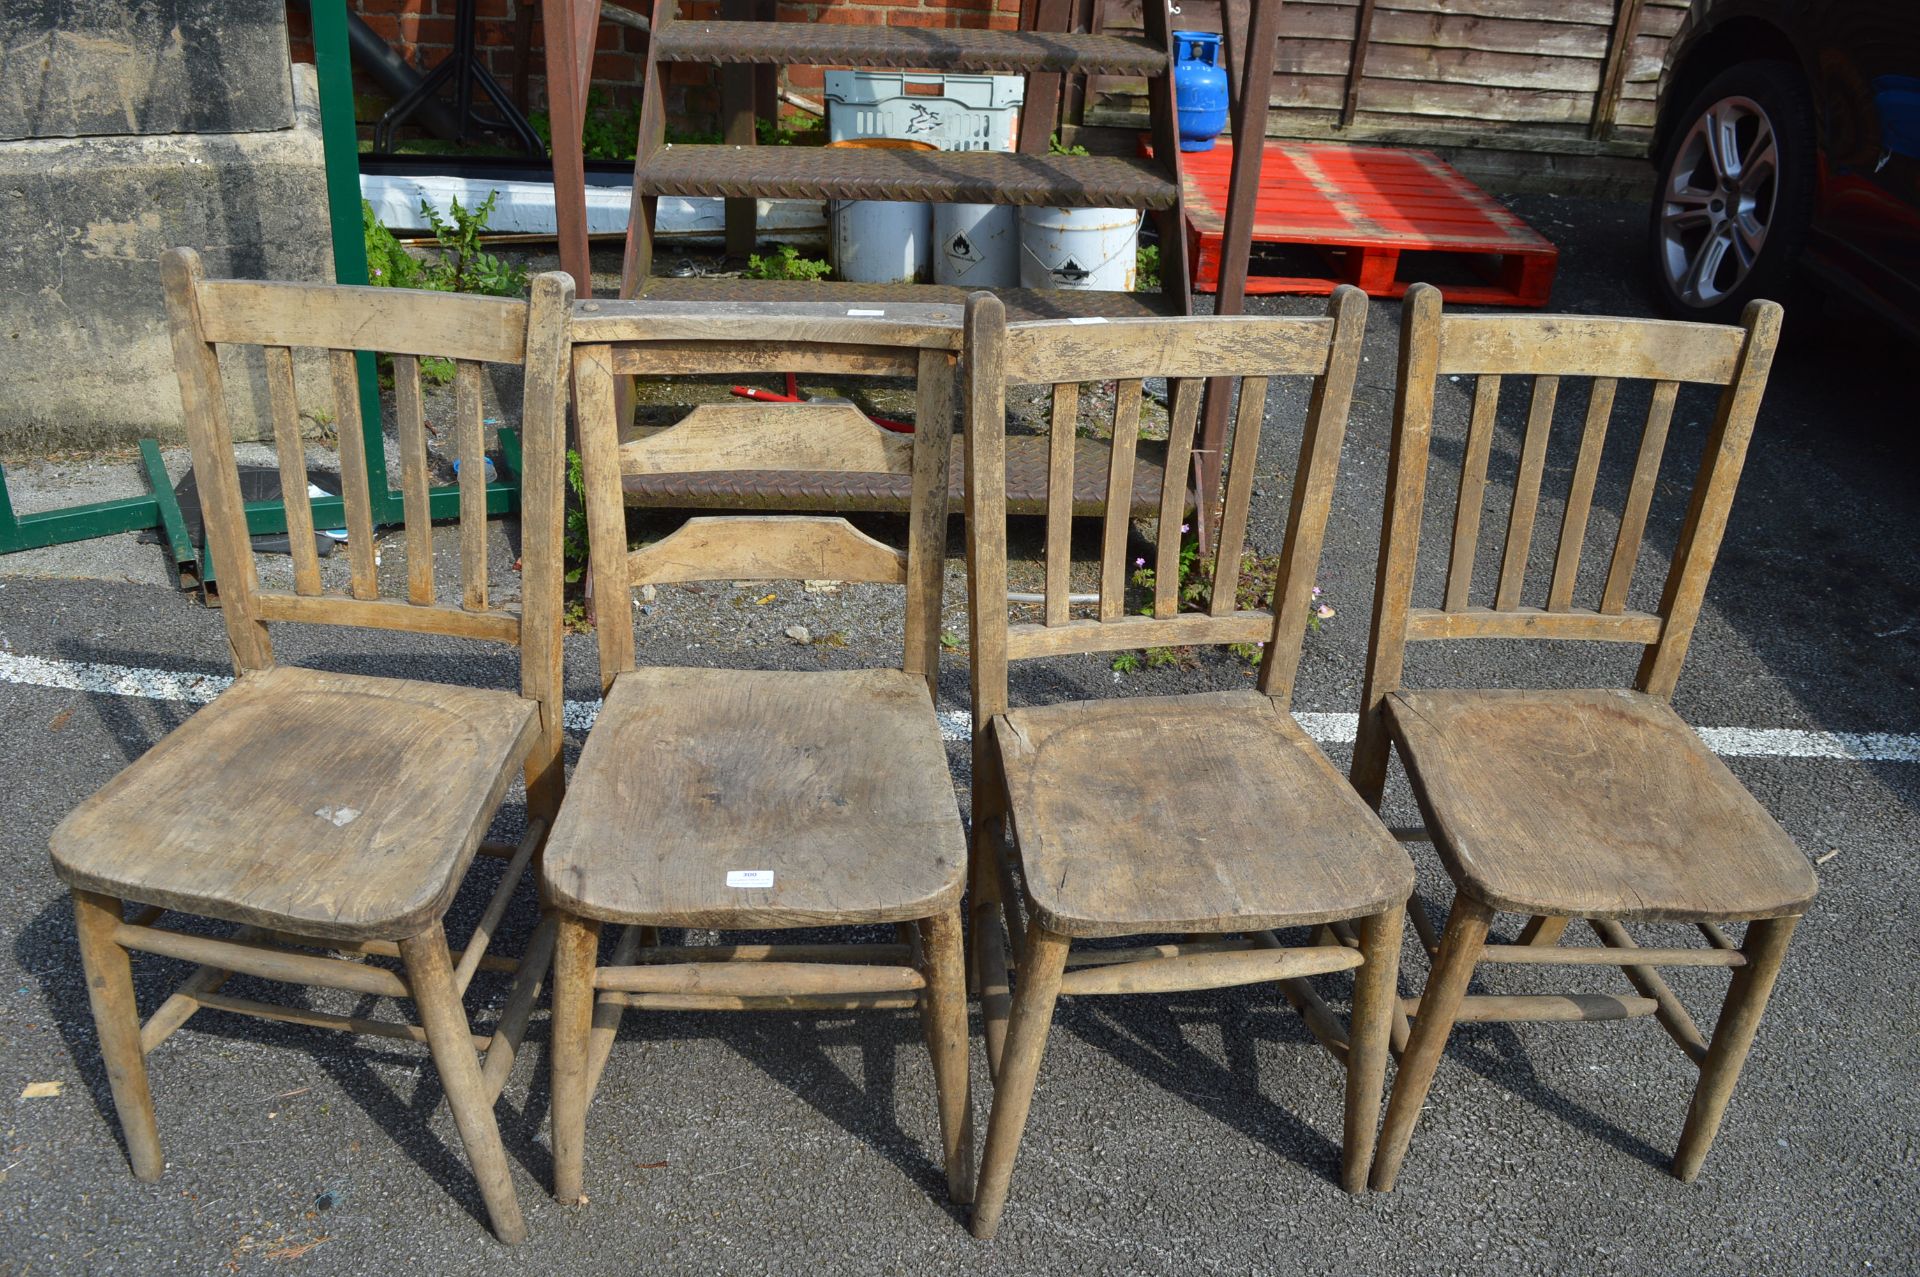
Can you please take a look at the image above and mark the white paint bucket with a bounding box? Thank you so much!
[1018,206,1141,291]
[934,203,1019,287]
[831,199,932,284]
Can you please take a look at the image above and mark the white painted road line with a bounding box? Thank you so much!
[4,650,1917,763]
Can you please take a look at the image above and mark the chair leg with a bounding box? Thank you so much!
[1517,915,1570,946]
[70,889,163,1182]
[1370,893,1494,1192]
[969,923,1070,1241]
[550,912,602,1205]
[969,817,1012,1079]
[920,907,976,1204]
[1342,903,1405,1194]
[1672,914,1799,1182]
[399,922,527,1245]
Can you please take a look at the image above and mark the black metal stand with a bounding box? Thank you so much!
[375,0,547,158]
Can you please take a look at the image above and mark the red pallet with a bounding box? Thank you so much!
[1181,139,1558,306]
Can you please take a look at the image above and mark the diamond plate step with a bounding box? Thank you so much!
[639,146,1179,209]
[651,21,1167,75]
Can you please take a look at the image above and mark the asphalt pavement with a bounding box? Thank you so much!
[0,193,1916,1275]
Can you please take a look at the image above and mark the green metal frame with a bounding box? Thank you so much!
[0,0,524,577]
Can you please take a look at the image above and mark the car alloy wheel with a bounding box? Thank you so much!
[1658,95,1780,308]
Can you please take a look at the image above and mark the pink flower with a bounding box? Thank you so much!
[1311,585,1322,598]
[1316,603,1335,619]
[1179,523,1190,534]
[1134,556,1146,567]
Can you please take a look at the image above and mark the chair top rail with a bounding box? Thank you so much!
[571,297,965,349]
[1436,313,1746,384]
[195,279,528,364]
[1005,314,1336,385]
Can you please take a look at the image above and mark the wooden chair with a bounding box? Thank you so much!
[47,249,574,1243]
[545,303,972,1207]
[1352,283,1817,1190]
[960,288,1414,1239]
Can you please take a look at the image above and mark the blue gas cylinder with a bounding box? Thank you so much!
[1172,30,1229,152]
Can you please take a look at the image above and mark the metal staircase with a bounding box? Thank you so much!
[617,0,1194,319]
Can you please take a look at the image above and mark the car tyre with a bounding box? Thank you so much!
[1649,59,1816,323]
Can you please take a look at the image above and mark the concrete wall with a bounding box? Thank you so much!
[0,63,332,453]
[1,0,296,140]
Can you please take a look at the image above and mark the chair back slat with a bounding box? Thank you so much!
[570,344,636,681]
[620,401,912,476]
[453,360,490,612]
[1350,282,1785,805]
[263,345,323,596]
[1153,377,1203,621]
[571,317,956,699]
[1208,376,1268,618]
[965,289,1368,722]
[1546,377,1617,611]
[1442,372,1500,612]
[1098,380,1145,621]
[1600,379,1678,614]
[392,354,436,606]
[328,349,381,601]
[1493,374,1557,611]
[902,348,957,683]
[1043,383,1079,626]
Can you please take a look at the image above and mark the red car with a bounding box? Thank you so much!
[1649,0,1920,335]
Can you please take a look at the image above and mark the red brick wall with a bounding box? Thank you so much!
[286,0,1023,134]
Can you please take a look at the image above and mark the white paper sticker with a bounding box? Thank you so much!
[846,308,886,317]
[1067,317,1109,325]
[726,870,775,889]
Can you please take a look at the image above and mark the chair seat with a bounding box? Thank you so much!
[542,666,967,928]
[50,666,539,941]
[994,690,1413,939]
[1385,687,1819,923]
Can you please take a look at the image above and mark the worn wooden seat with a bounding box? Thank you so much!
[962,288,1413,1240]
[44,250,575,1244]
[53,666,536,941]
[1386,688,1816,925]
[998,690,1409,938]
[545,666,964,929]
[1353,284,1813,1193]
[547,307,973,1212]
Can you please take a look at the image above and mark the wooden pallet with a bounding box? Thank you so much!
[1181,139,1558,307]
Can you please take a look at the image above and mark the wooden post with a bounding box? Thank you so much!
[1016,0,1077,153]
[1339,0,1378,126]
[1591,0,1648,141]
[1192,0,1283,542]
[544,0,604,296]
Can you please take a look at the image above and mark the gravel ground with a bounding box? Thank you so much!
[0,193,1916,1275]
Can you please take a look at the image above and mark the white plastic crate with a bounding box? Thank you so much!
[823,71,1024,153]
